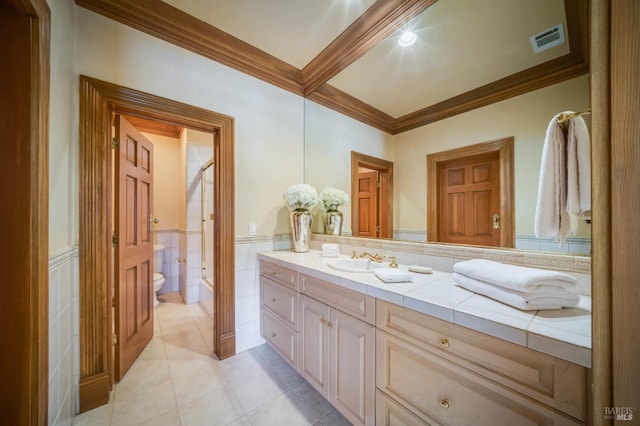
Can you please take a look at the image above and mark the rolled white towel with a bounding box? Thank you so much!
[453,259,577,293]
[453,273,580,311]
[374,268,412,283]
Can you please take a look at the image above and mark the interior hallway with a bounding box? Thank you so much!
[72,293,350,426]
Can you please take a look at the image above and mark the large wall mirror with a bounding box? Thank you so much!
[304,0,591,255]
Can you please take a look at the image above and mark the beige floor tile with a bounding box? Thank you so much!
[178,385,245,426]
[137,337,167,360]
[71,402,112,426]
[110,380,176,426]
[172,365,228,405]
[246,390,316,426]
[139,407,182,426]
[113,359,171,401]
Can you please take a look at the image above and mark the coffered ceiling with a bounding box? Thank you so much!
[75,0,588,134]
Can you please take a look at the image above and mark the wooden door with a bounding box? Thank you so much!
[438,152,501,246]
[114,115,155,380]
[299,295,330,398]
[356,171,378,237]
[330,309,375,426]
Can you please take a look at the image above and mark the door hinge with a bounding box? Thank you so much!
[112,333,118,346]
[376,225,381,233]
[112,297,115,308]
[112,234,118,247]
[112,137,119,150]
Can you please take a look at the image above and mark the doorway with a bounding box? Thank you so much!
[427,137,514,247]
[351,152,393,238]
[78,76,235,412]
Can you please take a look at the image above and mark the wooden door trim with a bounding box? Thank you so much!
[78,76,235,412]
[0,0,50,424]
[427,137,514,247]
[351,151,394,238]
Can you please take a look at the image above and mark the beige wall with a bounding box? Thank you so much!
[74,6,304,238]
[304,100,394,233]
[393,75,590,237]
[49,0,77,252]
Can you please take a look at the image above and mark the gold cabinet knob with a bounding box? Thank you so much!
[327,321,333,328]
[320,317,326,325]
[440,339,450,348]
[440,398,450,409]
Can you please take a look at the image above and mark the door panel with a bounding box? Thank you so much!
[299,295,330,398]
[115,115,154,381]
[357,171,378,237]
[439,152,500,246]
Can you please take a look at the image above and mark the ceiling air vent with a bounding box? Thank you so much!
[530,23,565,54]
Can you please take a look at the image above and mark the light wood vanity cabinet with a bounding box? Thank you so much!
[260,259,587,426]
[259,261,299,368]
[376,300,586,425]
[299,276,376,426]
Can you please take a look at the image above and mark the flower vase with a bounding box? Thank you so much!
[323,206,343,235]
[290,208,313,252]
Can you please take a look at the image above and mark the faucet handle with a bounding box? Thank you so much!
[351,251,358,259]
[383,256,399,268]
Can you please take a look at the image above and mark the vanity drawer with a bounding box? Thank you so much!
[301,273,375,325]
[376,300,585,420]
[376,330,582,426]
[376,390,430,426]
[261,310,298,369]
[261,276,298,329]
[261,261,298,290]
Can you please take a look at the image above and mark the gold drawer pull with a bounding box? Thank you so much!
[440,339,450,348]
[440,398,450,409]
[327,321,333,328]
[320,318,326,325]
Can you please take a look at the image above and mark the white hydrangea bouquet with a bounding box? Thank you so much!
[318,187,349,210]
[283,183,318,210]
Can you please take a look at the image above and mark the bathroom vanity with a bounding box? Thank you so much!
[258,250,590,425]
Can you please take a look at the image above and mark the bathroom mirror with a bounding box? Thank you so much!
[304,0,591,255]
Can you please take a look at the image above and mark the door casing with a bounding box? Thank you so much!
[427,137,514,247]
[351,151,393,238]
[78,76,235,412]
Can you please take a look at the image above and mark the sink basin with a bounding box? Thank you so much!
[327,258,386,273]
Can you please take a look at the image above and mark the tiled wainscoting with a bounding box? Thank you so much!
[234,235,291,352]
[394,230,591,255]
[48,247,79,426]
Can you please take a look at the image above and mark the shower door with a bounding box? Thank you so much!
[201,160,215,285]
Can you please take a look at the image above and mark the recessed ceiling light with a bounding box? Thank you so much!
[398,31,417,47]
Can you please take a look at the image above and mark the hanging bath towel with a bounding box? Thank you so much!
[535,113,571,244]
[566,116,591,232]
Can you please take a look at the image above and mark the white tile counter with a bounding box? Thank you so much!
[257,249,591,368]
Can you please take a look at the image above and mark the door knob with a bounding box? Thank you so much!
[150,216,159,224]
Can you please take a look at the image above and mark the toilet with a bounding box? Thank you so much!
[153,244,166,306]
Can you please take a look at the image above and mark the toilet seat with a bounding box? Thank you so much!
[153,272,164,283]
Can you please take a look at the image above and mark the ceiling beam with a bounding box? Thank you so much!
[302,0,438,96]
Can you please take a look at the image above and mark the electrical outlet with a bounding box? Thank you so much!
[249,222,256,236]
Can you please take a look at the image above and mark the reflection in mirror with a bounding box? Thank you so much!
[304,0,590,255]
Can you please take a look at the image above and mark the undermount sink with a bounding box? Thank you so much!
[327,258,386,273]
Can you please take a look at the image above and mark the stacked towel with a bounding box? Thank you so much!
[374,268,412,283]
[452,259,579,310]
[321,244,340,258]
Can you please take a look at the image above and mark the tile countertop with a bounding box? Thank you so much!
[257,250,592,369]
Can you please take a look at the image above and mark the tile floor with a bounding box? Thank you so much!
[72,293,351,426]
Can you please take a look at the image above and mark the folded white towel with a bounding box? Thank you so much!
[374,268,412,283]
[453,259,577,293]
[321,244,340,258]
[453,273,580,311]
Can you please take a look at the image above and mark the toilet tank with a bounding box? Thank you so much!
[153,244,165,274]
